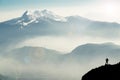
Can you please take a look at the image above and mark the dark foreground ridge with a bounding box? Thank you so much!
[82,63,120,80]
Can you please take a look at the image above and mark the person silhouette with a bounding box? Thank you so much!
[105,58,109,65]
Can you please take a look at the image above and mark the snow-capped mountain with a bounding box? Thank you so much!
[15,9,67,28]
[3,9,91,29]
[0,9,120,52]
[22,9,66,21]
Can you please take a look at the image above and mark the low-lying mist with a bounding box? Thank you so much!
[18,36,119,52]
[0,56,105,80]
[0,36,120,80]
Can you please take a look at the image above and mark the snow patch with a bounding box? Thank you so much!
[16,9,67,28]
[21,9,67,22]
[22,19,35,26]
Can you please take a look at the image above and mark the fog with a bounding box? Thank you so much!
[0,56,106,80]
[0,35,120,80]
[20,36,120,52]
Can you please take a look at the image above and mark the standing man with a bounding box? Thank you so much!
[105,58,109,65]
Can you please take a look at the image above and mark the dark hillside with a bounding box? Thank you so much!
[82,63,120,80]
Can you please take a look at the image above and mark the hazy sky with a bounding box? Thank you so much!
[0,0,120,22]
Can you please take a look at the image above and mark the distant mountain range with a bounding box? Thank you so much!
[0,9,91,40]
[7,46,64,63]
[0,9,120,50]
[2,43,120,65]
[67,43,120,63]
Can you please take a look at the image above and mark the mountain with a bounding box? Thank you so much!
[21,9,67,24]
[1,9,120,51]
[82,62,120,80]
[65,43,120,64]
[5,46,64,64]
[3,43,120,64]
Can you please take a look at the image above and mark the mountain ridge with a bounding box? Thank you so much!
[3,43,120,64]
[1,9,120,53]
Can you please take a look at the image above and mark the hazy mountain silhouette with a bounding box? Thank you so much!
[5,46,64,63]
[66,43,120,64]
[82,62,120,80]
[2,43,120,64]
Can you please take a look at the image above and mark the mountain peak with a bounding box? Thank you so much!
[21,9,66,21]
[16,9,67,28]
[22,10,28,16]
[22,10,31,16]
